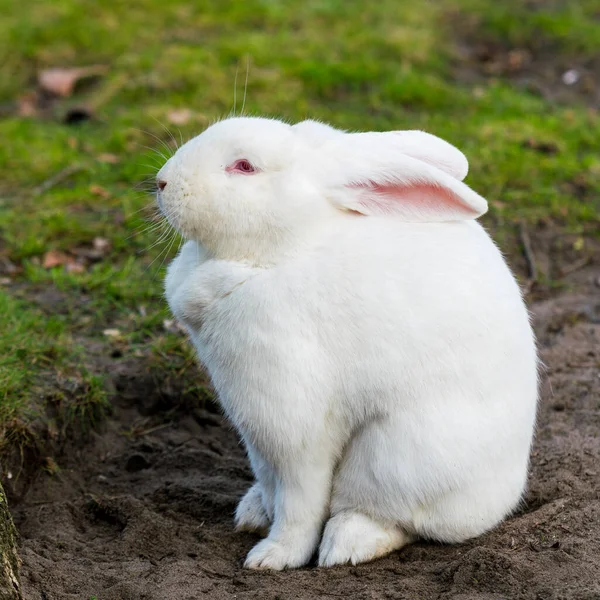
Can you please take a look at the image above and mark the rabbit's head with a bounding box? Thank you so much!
[156,117,487,264]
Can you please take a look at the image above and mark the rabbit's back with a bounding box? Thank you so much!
[199,217,536,430]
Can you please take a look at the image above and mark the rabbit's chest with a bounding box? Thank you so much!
[167,261,256,335]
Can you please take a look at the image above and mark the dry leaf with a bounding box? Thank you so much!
[522,138,559,154]
[17,92,39,117]
[507,49,529,71]
[97,153,119,164]
[42,250,70,269]
[93,237,111,254]
[65,261,86,274]
[167,108,192,125]
[89,184,110,198]
[42,249,88,272]
[38,65,109,97]
[103,329,121,338]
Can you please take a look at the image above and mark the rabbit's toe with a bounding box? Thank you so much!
[234,484,270,535]
[318,511,412,567]
[244,536,312,570]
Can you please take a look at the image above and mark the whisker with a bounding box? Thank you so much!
[125,193,157,208]
[136,210,180,245]
[241,55,250,115]
[135,176,158,184]
[144,228,179,278]
[127,215,170,238]
[124,201,180,237]
[132,185,158,195]
[232,63,239,117]
[151,116,180,151]
[135,144,170,163]
[143,241,169,275]
[133,128,175,158]
[139,226,174,253]
[125,201,156,218]
[132,187,159,196]
[136,163,162,173]
[157,229,180,275]
[126,216,167,239]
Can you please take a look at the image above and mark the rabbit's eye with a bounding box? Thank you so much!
[227,159,257,174]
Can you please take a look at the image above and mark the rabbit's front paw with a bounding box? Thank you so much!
[318,511,413,567]
[244,534,315,570]
[234,484,270,535]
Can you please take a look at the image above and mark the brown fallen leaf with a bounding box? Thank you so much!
[97,153,119,164]
[42,249,87,272]
[38,65,109,97]
[167,108,192,125]
[506,49,530,71]
[42,249,70,269]
[522,138,559,154]
[89,184,110,198]
[17,92,39,117]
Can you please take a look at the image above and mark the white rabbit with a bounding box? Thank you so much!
[158,117,538,570]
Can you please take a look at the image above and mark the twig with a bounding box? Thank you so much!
[559,256,591,277]
[135,422,171,437]
[518,221,537,284]
[88,73,128,112]
[33,164,84,196]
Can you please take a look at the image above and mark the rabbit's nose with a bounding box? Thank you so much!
[157,180,167,191]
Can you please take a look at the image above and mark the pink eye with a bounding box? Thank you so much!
[226,159,257,174]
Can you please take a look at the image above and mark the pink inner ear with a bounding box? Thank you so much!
[350,182,477,221]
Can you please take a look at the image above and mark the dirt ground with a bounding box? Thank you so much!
[11,230,600,600]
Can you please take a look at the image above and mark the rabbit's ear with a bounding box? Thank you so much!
[293,120,344,145]
[378,131,468,181]
[323,132,487,222]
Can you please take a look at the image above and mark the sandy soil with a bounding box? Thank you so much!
[11,238,600,600]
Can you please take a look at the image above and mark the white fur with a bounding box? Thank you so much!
[159,117,538,570]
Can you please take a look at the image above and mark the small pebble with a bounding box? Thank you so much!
[562,69,580,85]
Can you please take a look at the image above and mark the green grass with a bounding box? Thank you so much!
[0,292,66,425]
[0,291,109,466]
[0,0,599,468]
